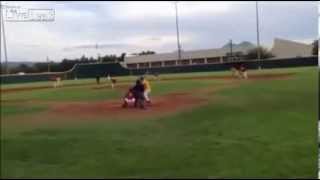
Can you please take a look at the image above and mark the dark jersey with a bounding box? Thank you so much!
[132,84,144,93]
[131,83,145,100]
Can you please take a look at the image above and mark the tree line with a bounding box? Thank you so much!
[0,53,126,74]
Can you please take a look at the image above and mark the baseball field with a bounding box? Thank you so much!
[0,67,318,178]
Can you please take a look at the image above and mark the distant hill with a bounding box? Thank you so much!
[221,41,255,50]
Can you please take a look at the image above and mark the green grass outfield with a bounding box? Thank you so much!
[1,67,318,178]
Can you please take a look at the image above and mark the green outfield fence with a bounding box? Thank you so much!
[0,56,317,84]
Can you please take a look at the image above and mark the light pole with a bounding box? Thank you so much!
[256,1,261,69]
[230,39,233,61]
[0,2,9,74]
[174,1,182,61]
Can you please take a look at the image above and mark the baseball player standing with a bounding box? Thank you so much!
[239,64,248,79]
[132,79,146,109]
[140,76,152,104]
[53,75,62,88]
[231,66,240,78]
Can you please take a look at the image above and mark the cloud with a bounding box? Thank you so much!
[108,1,247,21]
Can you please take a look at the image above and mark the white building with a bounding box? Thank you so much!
[123,38,313,69]
[270,38,313,59]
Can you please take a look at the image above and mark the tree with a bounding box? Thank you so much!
[245,47,274,60]
[118,53,126,62]
[312,39,318,55]
[101,54,117,63]
[34,62,48,72]
[0,63,4,74]
[4,52,129,74]
[60,59,77,71]
[80,55,89,62]
[11,64,36,74]
[140,50,155,56]
[89,57,95,62]
[132,50,156,56]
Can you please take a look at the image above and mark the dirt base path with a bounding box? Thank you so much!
[49,92,207,121]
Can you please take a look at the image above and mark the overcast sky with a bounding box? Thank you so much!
[0,1,318,62]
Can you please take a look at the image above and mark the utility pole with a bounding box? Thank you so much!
[230,39,233,61]
[174,1,182,61]
[1,2,9,74]
[256,1,261,69]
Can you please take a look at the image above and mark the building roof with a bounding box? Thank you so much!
[124,46,254,64]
